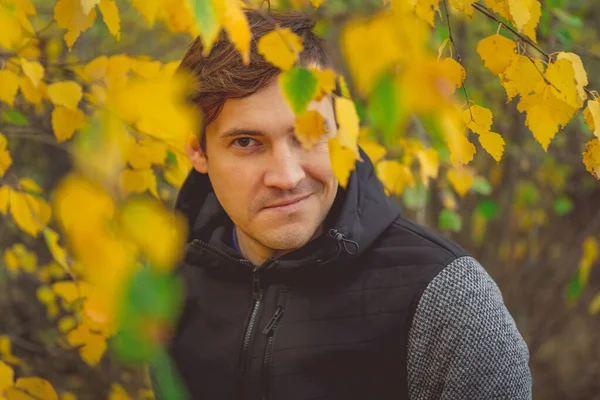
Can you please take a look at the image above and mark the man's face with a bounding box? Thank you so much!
[187,78,339,253]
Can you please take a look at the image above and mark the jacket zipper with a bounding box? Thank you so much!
[190,240,278,398]
[260,292,287,400]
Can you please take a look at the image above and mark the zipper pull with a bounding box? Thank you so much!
[252,272,261,299]
[262,306,284,335]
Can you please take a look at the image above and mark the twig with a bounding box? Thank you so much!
[1,128,70,152]
[442,0,473,120]
[471,2,550,61]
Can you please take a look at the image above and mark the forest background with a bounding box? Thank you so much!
[0,0,599,399]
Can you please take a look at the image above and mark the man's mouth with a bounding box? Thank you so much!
[263,193,312,210]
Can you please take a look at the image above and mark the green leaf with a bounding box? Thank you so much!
[368,74,404,146]
[567,272,583,303]
[149,348,189,400]
[471,177,492,195]
[166,151,177,165]
[193,0,220,51]
[112,266,184,364]
[279,67,318,115]
[553,196,573,216]
[439,208,462,232]
[402,182,429,211]
[552,8,583,28]
[476,199,498,220]
[2,109,29,126]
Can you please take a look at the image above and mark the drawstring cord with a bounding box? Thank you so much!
[318,229,360,265]
[318,229,359,265]
[328,229,360,256]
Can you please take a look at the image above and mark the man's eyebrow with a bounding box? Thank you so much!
[219,128,265,139]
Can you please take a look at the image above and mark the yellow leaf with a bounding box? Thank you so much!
[19,177,42,193]
[0,361,14,397]
[48,81,83,109]
[517,59,580,151]
[545,57,582,110]
[257,28,303,71]
[0,6,23,51]
[578,236,598,286]
[589,292,600,315]
[521,0,541,42]
[60,392,77,400]
[125,137,167,169]
[335,97,360,156]
[341,13,406,95]
[51,106,86,142]
[213,0,251,64]
[0,69,20,107]
[447,167,473,197]
[98,0,121,41]
[328,137,357,188]
[584,99,600,139]
[81,0,100,15]
[9,190,51,237]
[109,384,132,400]
[164,151,191,189]
[442,111,476,166]
[478,130,505,162]
[20,58,44,88]
[583,138,600,180]
[82,56,108,82]
[376,160,414,195]
[0,139,11,178]
[557,52,588,104]
[310,0,325,7]
[117,198,188,270]
[416,148,439,186]
[0,185,10,215]
[67,324,107,365]
[463,105,493,135]
[132,59,161,79]
[294,110,327,150]
[358,130,386,164]
[448,0,474,17]
[485,0,511,20]
[53,0,97,48]
[119,168,158,197]
[130,0,160,27]
[439,58,465,89]
[500,55,544,102]
[477,34,517,76]
[58,316,77,332]
[37,285,55,304]
[508,0,532,31]
[7,377,58,400]
[414,0,441,26]
[43,228,69,270]
[4,248,19,271]
[19,75,43,105]
[310,67,336,101]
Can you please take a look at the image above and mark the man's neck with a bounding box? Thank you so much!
[233,226,323,266]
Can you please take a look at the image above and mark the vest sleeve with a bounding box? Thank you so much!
[407,256,532,400]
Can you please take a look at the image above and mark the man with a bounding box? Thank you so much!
[154,8,532,400]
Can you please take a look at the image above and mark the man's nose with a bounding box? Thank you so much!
[263,143,306,190]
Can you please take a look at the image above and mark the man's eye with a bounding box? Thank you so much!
[233,137,257,148]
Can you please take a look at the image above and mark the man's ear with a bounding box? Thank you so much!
[186,135,208,174]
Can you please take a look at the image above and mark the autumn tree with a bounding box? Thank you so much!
[0,0,599,398]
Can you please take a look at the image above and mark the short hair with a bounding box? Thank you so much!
[177,7,338,152]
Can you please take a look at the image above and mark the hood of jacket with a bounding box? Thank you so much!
[175,147,401,269]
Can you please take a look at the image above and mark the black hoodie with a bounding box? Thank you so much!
[154,149,532,400]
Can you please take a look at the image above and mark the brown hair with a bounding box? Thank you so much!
[177,7,338,152]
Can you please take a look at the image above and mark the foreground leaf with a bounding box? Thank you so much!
[279,67,318,115]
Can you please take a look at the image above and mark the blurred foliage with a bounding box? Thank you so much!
[0,0,599,399]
